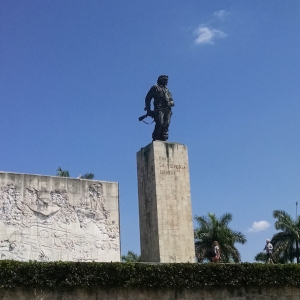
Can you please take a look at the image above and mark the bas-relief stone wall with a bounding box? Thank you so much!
[0,286,299,300]
[0,172,120,262]
[137,141,195,263]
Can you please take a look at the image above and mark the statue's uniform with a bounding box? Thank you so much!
[145,84,174,141]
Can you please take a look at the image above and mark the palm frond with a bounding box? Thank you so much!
[194,212,246,263]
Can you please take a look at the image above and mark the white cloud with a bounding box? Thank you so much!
[214,10,228,19]
[194,25,226,45]
[248,221,270,232]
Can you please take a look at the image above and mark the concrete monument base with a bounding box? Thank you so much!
[137,141,195,263]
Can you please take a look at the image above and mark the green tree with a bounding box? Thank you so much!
[56,167,70,177]
[56,168,95,179]
[254,251,267,263]
[121,251,141,262]
[271,210,300,263]
[79,173,94,179]
[194,212,247,263]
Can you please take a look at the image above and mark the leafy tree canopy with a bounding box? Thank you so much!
[56,166,70,177]
[194,212,247,263]
[79,173,94,179]
[254,210,300,264]
[254,252,267,263]
[271,210,299,263]
[56,167,94,180]
[122,251,141,262]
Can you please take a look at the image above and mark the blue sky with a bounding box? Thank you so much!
[1,1,300,262]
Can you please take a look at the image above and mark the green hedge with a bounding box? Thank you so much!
[0,261,300,288]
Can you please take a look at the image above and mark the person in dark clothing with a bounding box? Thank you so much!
[144,75,175,141]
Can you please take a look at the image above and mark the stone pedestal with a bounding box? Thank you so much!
[137,141,195,263]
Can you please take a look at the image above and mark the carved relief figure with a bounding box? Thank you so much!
[76,183,110,230]
[0,183,24,227]
[25,187,61,217]
[0,181,119,262]
[51,190,77,226]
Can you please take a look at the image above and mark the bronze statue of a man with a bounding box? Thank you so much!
[144,75,175,141]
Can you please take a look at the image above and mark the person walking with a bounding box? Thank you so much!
[211,241,221,263]
[264,239,274,264]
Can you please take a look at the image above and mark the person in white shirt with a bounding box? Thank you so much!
[211,241,220,263]
[264,239,274,264]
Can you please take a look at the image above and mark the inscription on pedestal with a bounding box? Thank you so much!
[158,156,187,175]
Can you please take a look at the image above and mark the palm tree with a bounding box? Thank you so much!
[271,210,300,263]
[56,166,70,177]
[79,173,94,179]
[56,168,95,179]
[254,250,290,264]
[121,251,141,262]
[194,212,247,263]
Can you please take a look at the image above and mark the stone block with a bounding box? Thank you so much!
[137,141,195,263]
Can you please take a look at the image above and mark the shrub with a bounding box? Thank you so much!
[0,261,300,289]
